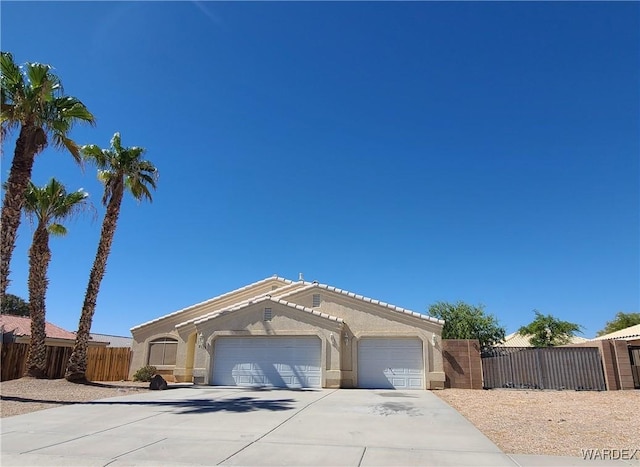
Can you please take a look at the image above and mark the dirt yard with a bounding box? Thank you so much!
[435,388,640,457]
[0,378,150,417]
[1,379,638,457]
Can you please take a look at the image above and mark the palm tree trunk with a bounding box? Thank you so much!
[0,124,47,299]
[25,224,51,378]
[65,182,124,382]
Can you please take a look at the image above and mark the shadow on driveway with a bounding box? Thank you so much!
[0,395,296,414]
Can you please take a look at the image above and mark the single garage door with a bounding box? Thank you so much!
[358,338,424,389]
[212,337,321,388]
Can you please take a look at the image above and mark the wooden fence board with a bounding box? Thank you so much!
[1,343,131,382]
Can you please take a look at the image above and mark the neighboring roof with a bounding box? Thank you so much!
[0,314,76,341]
[592,324,640,341]
[131,275,294,331]
[497,332,533,347]
[189,296,344,327]
[497,332,588,347]
[89,333,133,347]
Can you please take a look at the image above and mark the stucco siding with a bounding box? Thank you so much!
[129,277,445,389]
[192,302,343,386]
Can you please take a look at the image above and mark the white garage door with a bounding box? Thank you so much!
[212,337,322,388]
[358,338,424,389]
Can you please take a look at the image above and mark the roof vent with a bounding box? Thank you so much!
[298,272,304,281]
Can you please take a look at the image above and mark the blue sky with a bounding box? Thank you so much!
[1,1,638,339]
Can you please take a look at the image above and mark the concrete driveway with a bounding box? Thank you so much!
[0,387,627,466]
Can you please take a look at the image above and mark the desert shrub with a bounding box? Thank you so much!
[133,365,157,382]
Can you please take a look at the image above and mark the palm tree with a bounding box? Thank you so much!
[65,133,157,382]
[23,179,89,378]
[0,51,95,299]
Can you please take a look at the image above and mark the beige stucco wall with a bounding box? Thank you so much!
[187,301,343,387]
[130,282,445,389]
[287,289,445,389]
[129,328,182,381]
[129,278,294,380]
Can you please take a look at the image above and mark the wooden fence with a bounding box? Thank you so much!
[481,346,606,391]
[86,347,132,381]
[1,343,131,382]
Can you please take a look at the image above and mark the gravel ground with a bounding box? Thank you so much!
[2,379,639,458]
[435,388,640,457]
[0,378,150,418]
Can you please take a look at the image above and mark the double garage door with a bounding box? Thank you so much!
[211,336,425,390]
[212,337,322,388]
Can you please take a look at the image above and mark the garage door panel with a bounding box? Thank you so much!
[358,338,425,389]
[213,337,321,388]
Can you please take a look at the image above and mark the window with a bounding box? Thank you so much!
[264,307,272,321]
[148,337,178,366]
[312,294,321,307]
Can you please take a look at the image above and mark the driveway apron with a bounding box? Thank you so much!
[1,387,516,466]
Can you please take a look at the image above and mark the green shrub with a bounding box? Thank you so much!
[133,365,157,382]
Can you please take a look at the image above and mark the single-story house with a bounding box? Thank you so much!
[130,276,445,389]
[497,331,588,347]
[0,314,108,347]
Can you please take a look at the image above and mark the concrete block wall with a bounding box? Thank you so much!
[441,339,483,389]
[568,339,634,390]
[613,340,635,390]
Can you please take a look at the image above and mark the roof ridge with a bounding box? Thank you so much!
[191,296,343,326]
[132,275,293,331]
[175,281,304,329]
[301,282,443,325]
[272,282,316,300]
[272,297,343,323]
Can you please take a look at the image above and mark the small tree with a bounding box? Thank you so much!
[428,301,506,350]
[1,293,30,316]
[517,310,582,347]
[596,312,640,337]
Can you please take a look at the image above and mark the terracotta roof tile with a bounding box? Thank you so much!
[0,314,76,341]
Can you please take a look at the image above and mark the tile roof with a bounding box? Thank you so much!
[139,276,442,332]
[174,281,306,329]
[131,275,294,331]
[0,314,76,341]
[190,296,343,326]
[592,324,640,341]
[497,332,588,347]
[277,281,444,325]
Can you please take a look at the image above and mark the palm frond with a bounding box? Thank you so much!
[1,53,94,160]
[85,132,158,206]
[0,52,23,89]
[22,178,90,231]
[47,223,67,236]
